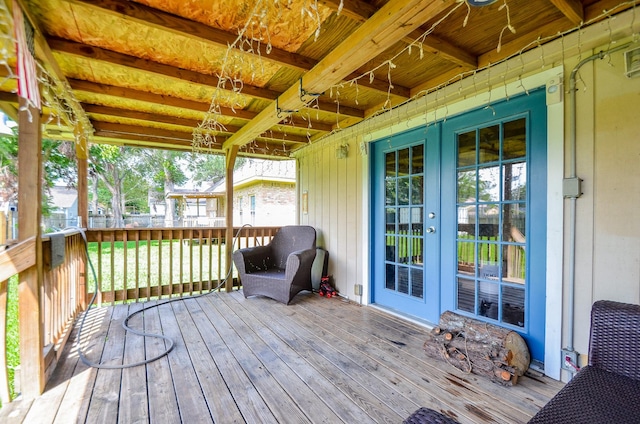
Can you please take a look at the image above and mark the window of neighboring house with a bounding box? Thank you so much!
[238,196,243,216]
[250,195,256,225]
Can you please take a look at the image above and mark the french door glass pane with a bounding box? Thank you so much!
[457,130,476,166]
[503,162,527,201]
[412,145,424,173]
[457,278,475,313]
[479,125,500,164]
[503,118,527,159]
[457,170,476,202]
[456,117,528,328]
[384,144,425,299]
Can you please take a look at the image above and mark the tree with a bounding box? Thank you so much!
[141,150,188,226]
[89,145,146,227]
[0,134,18,207]
[190,153,245,185]
[0,131,76,216]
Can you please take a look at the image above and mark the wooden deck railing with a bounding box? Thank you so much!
[84,226,279,304]
[0,225,279,405]
[41,231,88,382]
[0,230,86,404]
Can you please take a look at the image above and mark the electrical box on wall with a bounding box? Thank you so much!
[46,233,66,269]
[563,177,583,198]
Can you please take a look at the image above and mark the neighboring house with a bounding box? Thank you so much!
[228,159,296,227]
[164,187,225,227]
[163,159,296,227]
[47,186,78,229]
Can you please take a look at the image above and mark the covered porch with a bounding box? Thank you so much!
[1,0,639,419]
[0,291,563,423]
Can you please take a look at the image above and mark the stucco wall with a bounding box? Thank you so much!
[296,11,640,379]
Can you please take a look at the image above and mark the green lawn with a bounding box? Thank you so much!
[4,275,19,404]
[87,240,230,294]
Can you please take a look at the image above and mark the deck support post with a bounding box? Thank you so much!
[17,97,45,399]
[224,146,238,292]
[75,124,89,307]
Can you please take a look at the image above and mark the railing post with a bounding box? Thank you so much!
[75,125,89,308]
[225,146,238,292]
[17,96,45,399]
[0,211,6,245]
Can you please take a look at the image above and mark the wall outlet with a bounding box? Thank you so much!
[561,349,579,372]
[354,284,363,296]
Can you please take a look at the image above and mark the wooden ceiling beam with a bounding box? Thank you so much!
[477,0,635,68]
[93,131,213,151]
[91,121,195,141]
[477,18,568,68]
[75,0,317,72]
[239,140,295,158]
[549,0,584,26]
[73,0,410,99]
[84,104,202,128]
[51,37,364,119]
[320,0,477,69]
[48,37,280,101]
[84,103,311,144]
[223,0,458,150]
[410,66,467,98]
[69,78,252,118]
[68,79,333,132]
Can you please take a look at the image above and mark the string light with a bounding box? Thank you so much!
[5,0,637,156]
[496,0,516,53]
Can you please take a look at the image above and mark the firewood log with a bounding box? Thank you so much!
[424,311,530,386]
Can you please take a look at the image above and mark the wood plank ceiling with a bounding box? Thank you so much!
[2,0,636,158]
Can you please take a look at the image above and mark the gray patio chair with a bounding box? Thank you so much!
[233,225,317,304]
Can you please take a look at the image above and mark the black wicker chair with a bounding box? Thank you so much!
[528,300,640,423]
[233,225,317,305]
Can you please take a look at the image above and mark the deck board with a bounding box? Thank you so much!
[0,291,564,423]
[120,302,149,424]
[143,301,181,424]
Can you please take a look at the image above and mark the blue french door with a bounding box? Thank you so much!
[371,126,442,323]
[371,89,547,362]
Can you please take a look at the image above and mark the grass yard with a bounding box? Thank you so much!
[3,276,19,405]
[87,240,231,294]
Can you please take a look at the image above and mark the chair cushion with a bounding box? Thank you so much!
[528,366,640,423]
[404,407,459,424]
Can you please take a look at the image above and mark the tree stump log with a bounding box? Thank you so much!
[423,311,530,386]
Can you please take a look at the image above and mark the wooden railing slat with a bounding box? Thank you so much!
[0,237,36,282]
[82,227,279,303]
[0,278,11,404]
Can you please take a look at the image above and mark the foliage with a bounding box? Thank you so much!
[89,145,149,225]
[0,134,18,205]
[3,276,19,403]
[0,132,76,215]
[190,153,245,185]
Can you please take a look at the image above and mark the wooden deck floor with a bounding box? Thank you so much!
[1,291,563,423]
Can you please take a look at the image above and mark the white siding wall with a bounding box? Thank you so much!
[568,48,640,358]
[298,141,365,302]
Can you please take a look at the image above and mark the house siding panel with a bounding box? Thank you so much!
[298,142,364,302]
